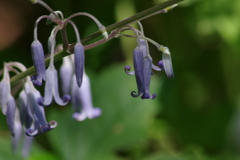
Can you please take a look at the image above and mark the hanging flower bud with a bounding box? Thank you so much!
[31,40,46,86]
[124,65,135,75]
[74,42,85,88]
[158,45,174,78]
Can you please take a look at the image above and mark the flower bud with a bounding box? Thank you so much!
[31,40,46,86]
[74,42,85,88]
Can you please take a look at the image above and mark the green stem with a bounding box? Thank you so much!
[10,0,183,86]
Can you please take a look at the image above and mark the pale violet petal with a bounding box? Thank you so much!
[41,67,54,106]
[6,96,16,137]
[52,68,70,106]
[60,56,74,95]
[22,135,34,158]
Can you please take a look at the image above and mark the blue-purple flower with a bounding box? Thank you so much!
[71,73,101,121]
[124,39,158,99]
[74,42,85,88]
[26,86,57,136]
[38,66,71,106]
[31,40,46,86]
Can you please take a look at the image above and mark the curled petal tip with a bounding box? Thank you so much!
[49,121,58,129]
[124,65,131,71]
[26,128,38,137]
[72,113,86,121]
[63,95,71,103]
[90,108,102,119]
[158,60,164,70]
[151,93,157,100]
[37,97,44,106]
[124,65,135,75]
[31,77,42,86]
[131,91,140,98]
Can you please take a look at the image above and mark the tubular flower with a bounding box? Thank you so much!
[26,86,57,136]
[31,40,46,86]
[125,40,156,99]
[71,73,101,121]
[38,66,71,106]
[74,42,85,88]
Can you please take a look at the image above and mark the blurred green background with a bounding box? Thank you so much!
[1,0,240,159]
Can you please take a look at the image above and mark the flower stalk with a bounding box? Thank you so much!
[10,0,183,86]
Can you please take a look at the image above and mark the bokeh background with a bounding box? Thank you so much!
[1,0,240,159]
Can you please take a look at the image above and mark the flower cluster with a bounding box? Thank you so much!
[0,0,177,158]
[122,24,174,99]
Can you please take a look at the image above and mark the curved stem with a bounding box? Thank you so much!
[37,0,61,21]
[66,20,81,44]
[49,27,60,67]
[10,0,183,86]
[34,15,60,41]
[137,21,144,35]
[119,33,160,49]
[66,12,103,28]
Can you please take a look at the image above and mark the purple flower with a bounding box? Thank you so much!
[125,39,157,99]
[31,40,46,86]
[74,42,85,88]
[38,66,71,106]
[26,87,57,136]
[71,73,101,121]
